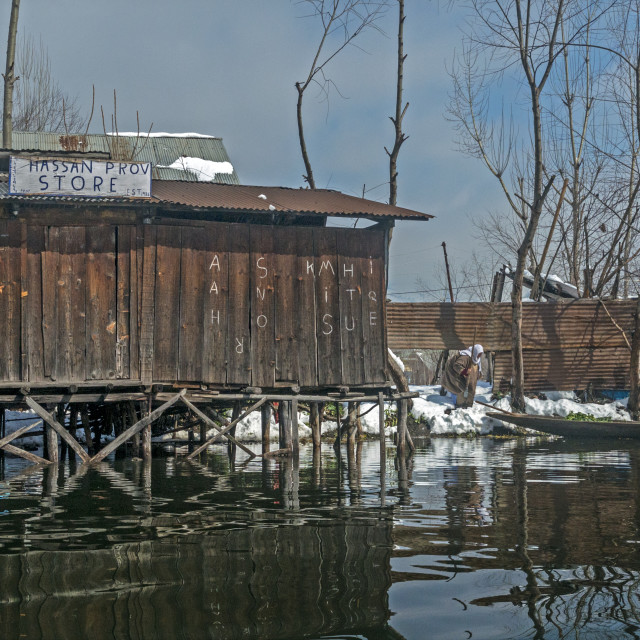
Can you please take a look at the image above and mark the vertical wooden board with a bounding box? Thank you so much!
[227,223,251,385]
[129,225,140,380]
[42,226,59,379]
[153,226,182,381]
[360,230,386,383]
[273,227,298,383]
[0,221,21,381]
[19,223,27,380]
[86,226,117,380]
[296,227,317,387]
[202,221,229,385]
[178,226,206,381]
[139,225,156,384]
[338,230,365,385]
[55,227,86,381]
[250,225,276,387]
[116,226,132,379]
[314,228,341,386]
[26,226,45,381]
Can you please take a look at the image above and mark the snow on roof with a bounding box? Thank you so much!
[107,132,217,138]
[158,156,234,182]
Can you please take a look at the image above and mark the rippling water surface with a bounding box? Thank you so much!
[1,437,640,639]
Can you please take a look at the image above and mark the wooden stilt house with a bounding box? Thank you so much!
[0,146,431,463]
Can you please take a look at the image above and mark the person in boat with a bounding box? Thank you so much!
[440,344,484,408]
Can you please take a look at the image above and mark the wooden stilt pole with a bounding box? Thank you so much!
[334,402,342,449]
[291,399,299,456]
[347,402,357,449]
[127,402,140,457]
[282,401,292,451]
[261,403,271,454]
[0,408,4,463]
[396,399,408,458]
[57,403,67,461]
[310,402,321,448]
[142,396,152,463]
[68,406,78,463]
[46,407,59,464]
[229,401,241,460]
[81,406,94,456]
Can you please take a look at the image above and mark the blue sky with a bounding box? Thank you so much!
[8,1,506,300]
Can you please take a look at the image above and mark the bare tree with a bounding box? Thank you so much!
[12,34,87,133]
[448,0,602,410]
[296,0,388,188]
[2,0,20,147]
[386,0,408,205]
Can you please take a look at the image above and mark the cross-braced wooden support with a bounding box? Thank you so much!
[185,396,266,460]
[25,397,91,463]
[90,390,186,464]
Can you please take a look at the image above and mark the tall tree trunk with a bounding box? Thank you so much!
[3,0,20,148]
[628,297,640,420]
[296,82,315,188]
[387,0,408,206]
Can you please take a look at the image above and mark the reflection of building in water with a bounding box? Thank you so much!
[0,516,395,639]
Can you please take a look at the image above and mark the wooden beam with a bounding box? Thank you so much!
[3,443,52,465]
[184,396,266,460]
[0,420,40,449]
[24,396,90,462]
[90,390,186,464]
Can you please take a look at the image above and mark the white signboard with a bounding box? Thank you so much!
[9,155,152,199]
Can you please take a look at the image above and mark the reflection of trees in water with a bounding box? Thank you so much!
[483,442,640,639]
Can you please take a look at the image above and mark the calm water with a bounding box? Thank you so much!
[1,438,640,639]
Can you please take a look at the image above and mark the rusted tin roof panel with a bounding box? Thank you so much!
[387,300,635,351]
[2,132,240,184]
[494,348,630,391]
[152,182,433,219]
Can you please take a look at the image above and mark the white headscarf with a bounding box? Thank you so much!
[459,344,484,371]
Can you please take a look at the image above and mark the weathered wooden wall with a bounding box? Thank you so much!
[387,300,635,391]
[0,217,387,389]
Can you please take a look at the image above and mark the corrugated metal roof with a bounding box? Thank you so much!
[387,300,635,350]
[151,182,433,219]
[0,179,432,219]
[1,132,240,184]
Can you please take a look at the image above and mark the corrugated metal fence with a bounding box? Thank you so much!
[387,300,636,391]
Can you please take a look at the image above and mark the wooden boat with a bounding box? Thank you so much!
[486,411,640,439]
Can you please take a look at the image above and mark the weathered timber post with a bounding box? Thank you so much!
[142,397,152,462]
[333,402,342,450]
[261,403,271,454]
[127,402,140,457]
[199,415,207,446]
[67,406,79,463]
[356,402,363,439]
[46,406,59,464]
[396,398,408,459]
[0,408,5,463]
[347,402,357,449]
[310,402,322,448]
[281,402,292,451]
[57,403,67,460]
[291,399,299,456]
[229,401,241,460]
[378,392,386,504]
[81,406,94,456]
